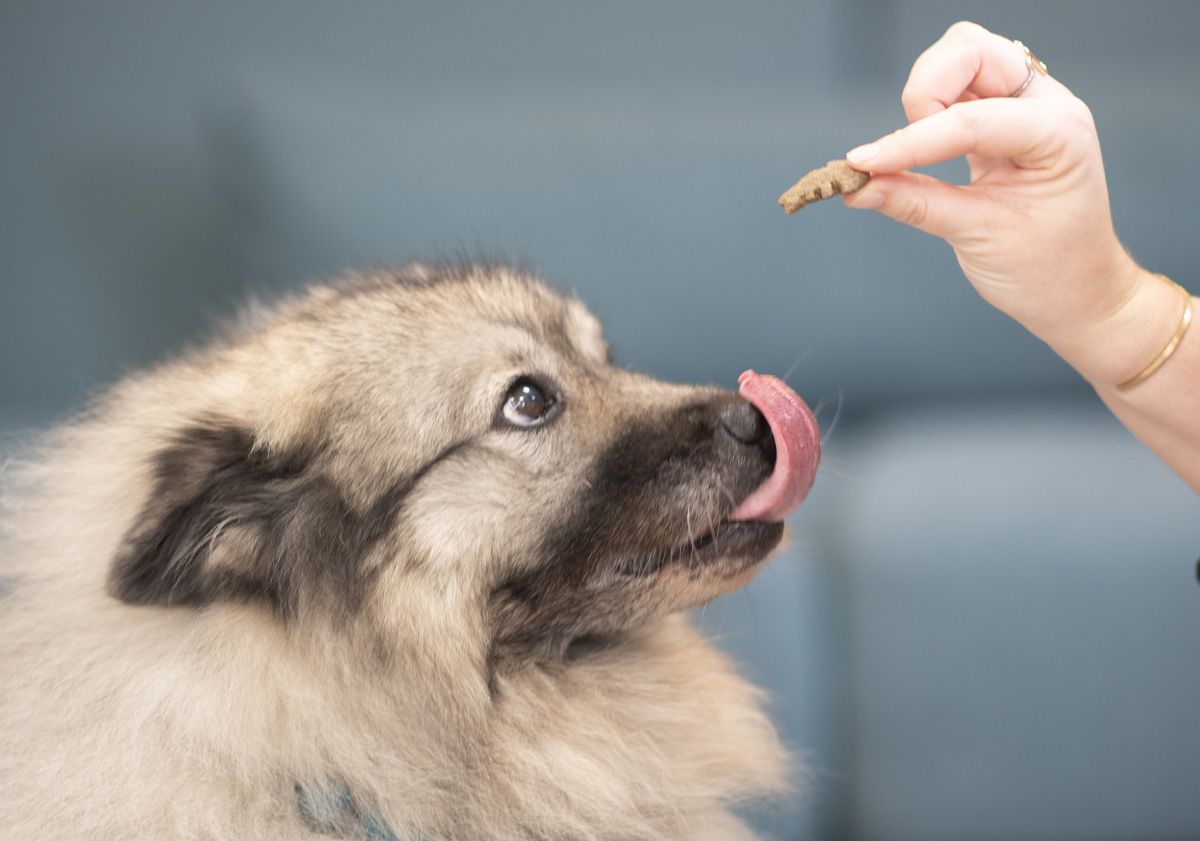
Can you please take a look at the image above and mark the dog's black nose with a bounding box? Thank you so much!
[719,400,769,445]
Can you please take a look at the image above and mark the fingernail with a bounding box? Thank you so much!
[846,186,884,209]
[846,142,881,166]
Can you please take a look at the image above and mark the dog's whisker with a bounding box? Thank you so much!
[705,507,721,555]
[717,480,738,512]
[686,505,699,562]
[814,455,860,482]
[741,587,759,640]
[818,388,845,447]
[781,347,814,386]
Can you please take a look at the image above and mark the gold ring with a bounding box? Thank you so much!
[1008,39,1048,97]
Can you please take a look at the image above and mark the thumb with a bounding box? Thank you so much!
[842,170,987,242]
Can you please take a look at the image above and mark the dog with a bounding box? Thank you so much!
[0,263,821,840]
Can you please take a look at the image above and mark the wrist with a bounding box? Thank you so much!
[1039,263,1188,389]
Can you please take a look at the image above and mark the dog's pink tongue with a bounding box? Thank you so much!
[729,370,821,522]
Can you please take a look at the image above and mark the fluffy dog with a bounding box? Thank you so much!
[0,264,820,840]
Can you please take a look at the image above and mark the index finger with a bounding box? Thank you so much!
[847,96,1080,174]
[901,21,1064,122]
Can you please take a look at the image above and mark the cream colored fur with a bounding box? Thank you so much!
[0,266,790,840]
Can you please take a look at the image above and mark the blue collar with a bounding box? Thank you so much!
[295,778,400,841]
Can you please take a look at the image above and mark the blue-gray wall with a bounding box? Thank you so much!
[5,1,1198,427]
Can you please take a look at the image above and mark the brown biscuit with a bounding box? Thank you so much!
[778,159,871,213]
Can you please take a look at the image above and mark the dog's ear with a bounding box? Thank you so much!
[109,422,385,619]
[109,423,304,610]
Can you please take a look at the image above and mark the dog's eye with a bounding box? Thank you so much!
[501,378,554,428]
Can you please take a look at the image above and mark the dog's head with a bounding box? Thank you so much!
[108,265,819,665]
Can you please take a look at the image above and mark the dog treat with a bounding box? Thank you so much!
[778,159,870,213]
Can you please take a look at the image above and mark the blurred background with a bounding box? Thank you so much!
[2,1,1198,839]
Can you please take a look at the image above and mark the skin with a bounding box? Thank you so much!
[841,21,1200,493]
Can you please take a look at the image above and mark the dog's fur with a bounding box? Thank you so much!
[0,264,791,840]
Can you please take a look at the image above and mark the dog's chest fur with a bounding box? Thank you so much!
[0,591,785,841]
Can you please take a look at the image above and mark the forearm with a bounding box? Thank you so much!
[1041,265,1200,492]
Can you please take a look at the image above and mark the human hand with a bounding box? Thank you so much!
[842,21,1153,372]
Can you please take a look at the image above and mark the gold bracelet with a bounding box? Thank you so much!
[1116,276,1194,391]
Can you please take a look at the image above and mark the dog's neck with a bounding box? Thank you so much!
[189,605,787,839]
